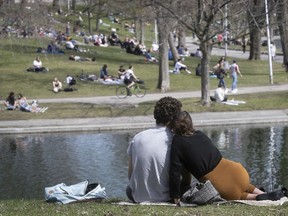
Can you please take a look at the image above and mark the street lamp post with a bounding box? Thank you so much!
[265,0,274,84]
[224,4,228,59]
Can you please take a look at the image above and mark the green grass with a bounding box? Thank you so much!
[0,36,287,100]
[0,35,287,120]
[0,199,287,216]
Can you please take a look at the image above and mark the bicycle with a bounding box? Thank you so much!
[116,82,146,99]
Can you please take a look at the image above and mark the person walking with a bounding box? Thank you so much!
[242,36,246,54]
[229,60,242,93]
[214,56,227,90]
[270,42,277,60]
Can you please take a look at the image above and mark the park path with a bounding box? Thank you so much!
[185,37,283,64]
[38,84,288,106]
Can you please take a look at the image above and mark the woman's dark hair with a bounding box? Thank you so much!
[8,92,15,98]
[153,96,182,126]
[173,111,195,136]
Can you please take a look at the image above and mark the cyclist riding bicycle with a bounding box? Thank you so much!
[124,65,140,96]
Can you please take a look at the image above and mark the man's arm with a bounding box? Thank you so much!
[237,65,242,77]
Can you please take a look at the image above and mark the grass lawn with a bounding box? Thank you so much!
[0,35,287,120]
[0,36,287,99]
[0,199,287,216]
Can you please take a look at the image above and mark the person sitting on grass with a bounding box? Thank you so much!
[145,49,158,62]
[17,93,32,112]
[26,56,48,72]
[99,64,113,80]
[118,65,126,80]
[126,96,183,203]
[3,92,17,110]
[210,83,228,103]
[169,111,287,205]
[52,77,63,93]
[173,58,191,74]
[124,65,139,96]
[64,74,77,91]
[33,56,44,72]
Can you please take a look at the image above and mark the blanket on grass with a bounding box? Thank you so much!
[114,197,288,207]
[222,100,246,106]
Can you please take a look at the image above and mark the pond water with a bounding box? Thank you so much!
[0,123,287,200]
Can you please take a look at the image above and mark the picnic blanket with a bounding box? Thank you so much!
[232,196,288,206]
[114,196,288,207]
[222,100,246,106]
[33,107,48,113]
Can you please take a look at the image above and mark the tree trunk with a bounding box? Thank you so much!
[277,0,288,66]
[200,41,212,106]
[168,32,179,64]
[20,0,27,9]
[139,18,145,45]
[95,12,100,32]
[52,0,60,11]
[71,0,76,11]
[177,26,186,48]
[248,27,261,60]
[95,2,103,32]
[247,0,265,60]
[157,17,170,92]
[88,11,92,34]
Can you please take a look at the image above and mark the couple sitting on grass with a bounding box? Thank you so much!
[3,92,46,112]
[126,96,287,204]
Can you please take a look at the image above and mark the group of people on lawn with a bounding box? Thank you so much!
[3,92,39,112]
[99,64,140,95]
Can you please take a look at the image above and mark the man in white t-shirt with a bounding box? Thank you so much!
[210,83,228,102]
[126,96,186,203]
[123,65,139,95]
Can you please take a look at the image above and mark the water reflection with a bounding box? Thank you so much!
[0,123,287,200]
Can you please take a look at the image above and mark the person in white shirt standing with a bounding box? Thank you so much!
[270,42,277,60]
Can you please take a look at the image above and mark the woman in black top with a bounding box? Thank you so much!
[169,111,266,205]
[3,92,17,110]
